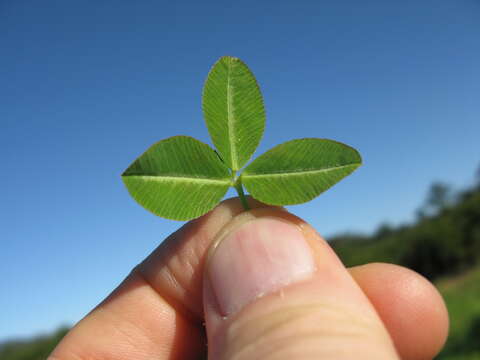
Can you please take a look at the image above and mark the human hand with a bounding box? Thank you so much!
[49,198,449,360]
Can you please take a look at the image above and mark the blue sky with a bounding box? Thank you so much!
[1,0,479,340]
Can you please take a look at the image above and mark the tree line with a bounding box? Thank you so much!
[330,171,480,281]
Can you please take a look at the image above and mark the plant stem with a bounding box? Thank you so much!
[234,176,250,211]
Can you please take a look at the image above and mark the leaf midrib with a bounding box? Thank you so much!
[226,58,238,170]
[123,174,230,185]
[243,163,359,178]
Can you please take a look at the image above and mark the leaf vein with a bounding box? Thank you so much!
[227,58,238,170]
[123,175,230,185]
[243,164,359,178]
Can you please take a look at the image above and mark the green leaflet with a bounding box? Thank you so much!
[122,136,231,220]
[241,138,362,205]
[202,56,265,170]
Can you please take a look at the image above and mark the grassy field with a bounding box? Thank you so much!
[436,266,480,359]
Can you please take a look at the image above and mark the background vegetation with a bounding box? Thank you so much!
[0,327,68,360]
[331,170,480,359]
[2,171,479,359]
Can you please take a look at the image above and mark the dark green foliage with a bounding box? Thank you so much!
[417,182,454,218]
[0,327,68,360]
[331,182,480,280]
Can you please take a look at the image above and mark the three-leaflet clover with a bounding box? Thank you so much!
[122,56,362,221]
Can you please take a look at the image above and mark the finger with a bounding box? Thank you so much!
[349,263,449,360]
[203,209,400,360]
[49,197,274,360]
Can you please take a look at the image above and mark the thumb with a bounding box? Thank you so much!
[203,209,399,360]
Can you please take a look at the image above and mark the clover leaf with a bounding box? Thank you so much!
[122,56,362,220]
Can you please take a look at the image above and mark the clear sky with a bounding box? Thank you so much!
[1,0,479,340]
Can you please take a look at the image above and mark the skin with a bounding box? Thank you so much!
[49,198,449,360]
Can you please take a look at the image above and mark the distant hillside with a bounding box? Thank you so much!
[0,327,68,360]
[330,182,480,281]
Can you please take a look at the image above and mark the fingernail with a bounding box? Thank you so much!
[207,217,315,316]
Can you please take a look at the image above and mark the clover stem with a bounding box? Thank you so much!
[233,175,250,211]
